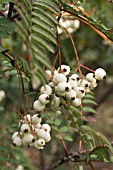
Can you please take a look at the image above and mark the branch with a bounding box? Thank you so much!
[7,2,14,19]
[47,142,113,170]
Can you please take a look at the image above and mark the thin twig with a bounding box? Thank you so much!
[47,142,113,170]
[7,2,14,19]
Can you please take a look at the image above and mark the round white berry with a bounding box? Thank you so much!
[20,123,30,134]
[58,65,70,76]
[39,94,49,105]
[32,114,42,124]
[41,124,51,132]
[95,68,106,80]
[53,73,67,84]
[22,134,35,145]
[57,82,72,93]
[90,79,98,88]
[34,139,45,147]
[13,136,22,147]
[80,79,90,93]
[69,74,80,83]
[55,90,65,97]
[12,132,20,140]
[86,73,95,82]
[72,98,81,107]
[34,143,44,150]
[46,135,51,142]
[40,85,52,95]
[65,90,76,100]
[45,70,52,78]
[68,79,78,91]
[76,87,85,99]
[80,79,90,88]
[36,129,51,142]
[33,123,41,129]
[84,87,90,93]
[56,110,62,114]
[33,100,45,112]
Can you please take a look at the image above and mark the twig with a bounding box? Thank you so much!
[7,2,14,19]
[46,142,113,170]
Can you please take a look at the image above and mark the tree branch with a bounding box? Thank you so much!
[46,142,113,170]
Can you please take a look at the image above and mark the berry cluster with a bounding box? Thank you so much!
[12,65,106,150]
[12,114,51,150]
[33,65,106,112]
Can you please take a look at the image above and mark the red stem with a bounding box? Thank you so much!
[80,64,95,73]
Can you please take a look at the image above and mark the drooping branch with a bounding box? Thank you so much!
[46,142,113,170]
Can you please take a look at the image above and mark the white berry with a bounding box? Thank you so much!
[58,65,70,76]
[32,114,42,124]
[41,124,51,132]
[40,85,52,95]
[20,123,30,134]
[80,79,90,88]
[86,73,95,82]
[53,73,67,84]
[90,79,98,88]
[65,90,76,100]
[34,143,44,150]
[34,139,45,147]
[12,132,20,140]
[57,82,72,93]
[46,135,51,142]
[36,129,50,142]
[72,98,81,107]
[95,68,106,80]
[76,87,85,99]
[13,136,22,147]
[33,100,45,112]
[68,79,78,91]
[69,74,80,83]
[22,134,34,145]
[39,94,49,105]
[33,123,41,129]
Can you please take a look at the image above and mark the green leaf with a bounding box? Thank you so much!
[83,94,95,99]
[55,134,62,140]
[80,125,113,152]
[15,0,58,82]
[54,119,61,126]
[91,148,110,162]
[82,107,96,114]
[82,99,97,105]
[46,119,54,125]
[76,117,83,127]
[59,126,69,133]
[63,135,73,141]
[51,125,58,131]
[0,17,15,38]
[70,120,77,129]
[67,114,73,121]
[0,146,9,153]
